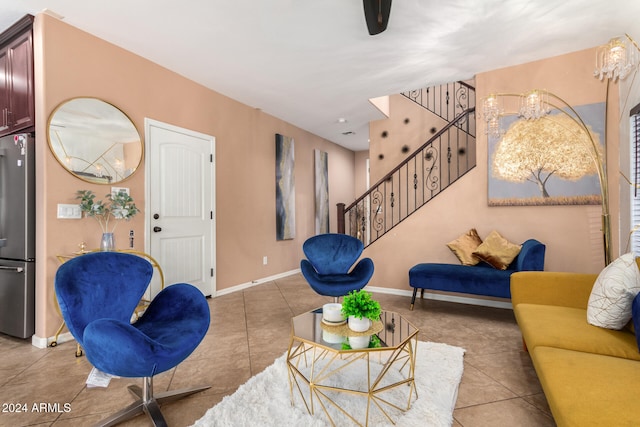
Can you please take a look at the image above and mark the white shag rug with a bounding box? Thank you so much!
[192,341,465,427]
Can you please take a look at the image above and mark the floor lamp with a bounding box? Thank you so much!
[594,33,640,261]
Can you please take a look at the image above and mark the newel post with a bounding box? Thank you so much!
[337,203,345,234]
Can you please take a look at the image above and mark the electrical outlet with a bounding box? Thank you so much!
[263,256,268,265]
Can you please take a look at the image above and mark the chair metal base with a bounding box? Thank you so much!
[94,376,210,427]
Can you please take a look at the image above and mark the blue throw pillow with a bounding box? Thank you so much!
[632,292,640,351]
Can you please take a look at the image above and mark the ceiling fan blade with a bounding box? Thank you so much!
[363,0,392,36]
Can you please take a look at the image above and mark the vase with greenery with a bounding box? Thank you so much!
[341,289,382,332]
[76,190,139,251]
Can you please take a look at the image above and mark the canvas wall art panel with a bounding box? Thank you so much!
[276,134,295,240]
[314,149,329,234]
[488,102,604,206]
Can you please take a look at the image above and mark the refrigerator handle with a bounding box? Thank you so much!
[0,147,4,246]
[0,266,24,273]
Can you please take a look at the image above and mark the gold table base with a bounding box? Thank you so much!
[286,334,418,426]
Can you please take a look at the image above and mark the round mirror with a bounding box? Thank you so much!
[47,97,143,184]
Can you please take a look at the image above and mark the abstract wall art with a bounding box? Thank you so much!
[276,134,296,240]
[488,102,604,206]
[314,149,329,234]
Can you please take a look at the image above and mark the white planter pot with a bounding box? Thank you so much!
[348,335,371,349]
[348,316,371,332]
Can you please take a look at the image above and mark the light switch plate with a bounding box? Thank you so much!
[111,187,130,196]
[57,204,82,219]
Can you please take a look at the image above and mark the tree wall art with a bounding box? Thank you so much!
[488,102,604,206]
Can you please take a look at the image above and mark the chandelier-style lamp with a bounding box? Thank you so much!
[594,34,639,81]
[482,90,552,136]
[519,90,551,120]
[481,94,504,137]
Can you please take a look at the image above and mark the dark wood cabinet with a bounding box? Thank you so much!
[0,15,34,137]
[0,44,9,135]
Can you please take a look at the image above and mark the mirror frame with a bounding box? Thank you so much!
[47,97,143,185]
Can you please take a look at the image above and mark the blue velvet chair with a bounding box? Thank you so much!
[54,252,210,427]
[300,233,374,301]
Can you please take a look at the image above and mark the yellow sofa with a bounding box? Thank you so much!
[511,271,640,427]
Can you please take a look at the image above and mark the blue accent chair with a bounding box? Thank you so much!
[54,252,210,427]
[300,233,374,301]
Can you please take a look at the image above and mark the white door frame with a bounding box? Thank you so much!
[144,118,216,296]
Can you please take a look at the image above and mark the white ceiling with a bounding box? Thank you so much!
[2,0,640,151]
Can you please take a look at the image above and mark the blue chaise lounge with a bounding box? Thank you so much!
[409,238,546,309]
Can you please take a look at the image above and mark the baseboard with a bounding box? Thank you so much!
[367,286,512,309]
[215,268,301,297]
[420,292,512,309]
[366,286,414,297]
[31,331,75,349]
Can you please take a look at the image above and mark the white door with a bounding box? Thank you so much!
[145,119,215,297]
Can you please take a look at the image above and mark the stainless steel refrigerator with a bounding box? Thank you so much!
[0,132,35,338]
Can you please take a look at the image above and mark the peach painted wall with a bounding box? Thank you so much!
[363,47,621,293]
[33,14,355,339]
[369,95,449,184]
[354,150,369,195]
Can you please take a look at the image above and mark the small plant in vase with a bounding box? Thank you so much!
[341,289,382,333]
[76,189,139,251]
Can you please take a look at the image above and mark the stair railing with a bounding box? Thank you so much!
[401,81,475,136]
[337,107,476,248]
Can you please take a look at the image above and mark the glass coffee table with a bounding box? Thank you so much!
[287,308,419,426]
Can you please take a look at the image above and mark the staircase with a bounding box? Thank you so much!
[337,81,476,247]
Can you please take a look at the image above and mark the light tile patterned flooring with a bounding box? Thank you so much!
[0,274,556,426]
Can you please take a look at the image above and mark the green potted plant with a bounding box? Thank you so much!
[76,189,139,251]
[341,289,382,332]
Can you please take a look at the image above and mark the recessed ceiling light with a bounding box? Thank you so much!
[337,118,348,124]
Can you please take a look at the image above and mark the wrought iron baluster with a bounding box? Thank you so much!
[339,87,475,248]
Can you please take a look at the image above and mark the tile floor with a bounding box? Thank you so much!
[0,274,556,426]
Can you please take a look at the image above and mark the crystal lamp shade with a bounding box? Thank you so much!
[594,36,637,81]
[519,90,550,120]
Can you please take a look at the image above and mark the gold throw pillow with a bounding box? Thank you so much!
[447,228,483,266]
[473,230,522,270]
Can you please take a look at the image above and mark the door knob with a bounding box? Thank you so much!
[153,213,160,219]
[153,226,162,232]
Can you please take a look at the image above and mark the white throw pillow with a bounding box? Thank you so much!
[587,253,640,330]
